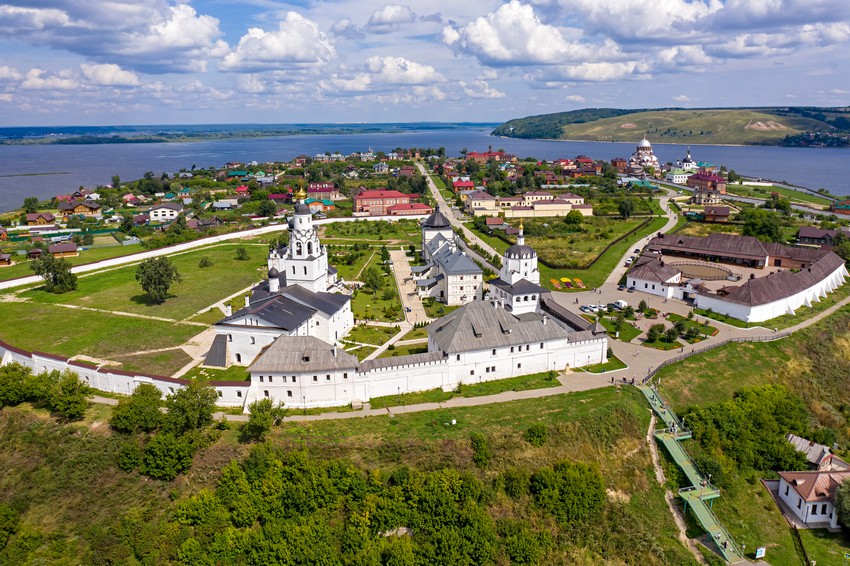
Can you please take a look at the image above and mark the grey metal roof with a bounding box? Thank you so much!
[505,244,536,259]
[628,257,681,284]
[282,284,350,315]
[423,206,451,228]
[410,264,430,273]
[489,278,543,295]
[220,294,315,330]
[295,202,311,215]
[360,352,444,372]
[427,301,569,354]
[204,334,228,368]
[787,433,831,467]
[249,336,358,373]
[539,293,593,331]
[433,247,481,275]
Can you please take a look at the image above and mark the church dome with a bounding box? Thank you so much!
[505,244,536,259]
[295,202,311,215]
[638,138,652,148]
[423,205,450,228]
[268,267,279,278]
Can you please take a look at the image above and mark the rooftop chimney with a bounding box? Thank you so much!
[224,304,232,316]
[244,295,250,308]
[543,315,548,325]
[333,345,337,357]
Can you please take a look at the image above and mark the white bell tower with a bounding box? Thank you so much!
[282,187,329,292]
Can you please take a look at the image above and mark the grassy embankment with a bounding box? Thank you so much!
[654,305,850,565]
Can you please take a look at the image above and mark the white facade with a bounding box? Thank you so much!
[693,262,848,323]
[274,200,330,293]
[777,476,840,529]
[148,204,183,221]
[665,169,693,184]
[626,273,681,299]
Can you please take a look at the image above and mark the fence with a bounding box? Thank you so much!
[641,330,792,384]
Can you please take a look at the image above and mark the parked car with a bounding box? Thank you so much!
[627,287,636,293]
[617,284,626,291]
[634,248,641,253]
[580,305,591,313]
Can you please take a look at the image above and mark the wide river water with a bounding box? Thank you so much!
[1,126,848,212]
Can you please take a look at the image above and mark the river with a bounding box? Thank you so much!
[1,126,848,212]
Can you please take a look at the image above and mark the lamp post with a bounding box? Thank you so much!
[397,386,401,407]
[302,394,306,416]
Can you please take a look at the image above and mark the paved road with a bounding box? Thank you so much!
[387,247,430,326]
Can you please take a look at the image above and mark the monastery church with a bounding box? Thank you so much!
[205,198,608,409]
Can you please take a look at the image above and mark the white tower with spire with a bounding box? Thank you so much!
[282,187,329,293]
[500,220,540,285]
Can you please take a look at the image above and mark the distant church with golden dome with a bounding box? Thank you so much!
[628,137,660,174]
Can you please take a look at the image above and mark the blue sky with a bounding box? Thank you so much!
[1,0,848,126]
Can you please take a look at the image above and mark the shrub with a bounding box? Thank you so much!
[140,432,197,481]
[110,383,163,433]
[470,432,492,468]
[0,502,18,551]
[198,256,213,268]
[46,370,91,421]
[502,467,531,498]
[523,423,548,447]
[117,437,143,472]
[530,461,605,527]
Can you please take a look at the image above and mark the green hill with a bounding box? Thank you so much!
[493,107,850,146]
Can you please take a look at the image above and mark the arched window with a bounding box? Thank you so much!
[296,242,303,255]
[250,337,255,344]
[235,353,242,363]
[307,242,313,255]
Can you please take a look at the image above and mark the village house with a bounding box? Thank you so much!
[465,146,516,163]
[688,169,727,205]
[308,183,342,201]
[666,168,693,184]
[703,206,731,222]
[610,157,629,173]
[373,162,389,174]
[305,198,335,213]
[776,470,850,529]
[0,227,7,241]
[464,190,498,215]
[58,200,101,218]
[26,212,55,226]
[353,189,412,216]
[787,433,849,471]
[48,242,78,258]
[148,202,184,222]
[798,226,850,247]
[0,251,12,266]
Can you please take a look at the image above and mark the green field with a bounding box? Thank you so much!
[21,244,266,321]
[344,323,399,346]
[0,243,144,284]
[182,364,250,382]
[581,355,628,374]
[377,343,428,358]
[725,184,832,207]
[110,348,193,376]
[551,109,828,145]
[0,301,201,359]
[596,315,642,342]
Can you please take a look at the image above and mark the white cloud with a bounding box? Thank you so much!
[365,56,443,84]
[460,80,506,98]
[672,94,691,102]
[80,63,139,86]
[547,61,647,82]
[0,65,22,81]
[330,18,363,39]
[22,68,77,90]
[221,12,334,72]
[367,4,416,32]
[0,5,70,31]
[565,94,585,102]
[237,75,267,94]
[444,1,597,66]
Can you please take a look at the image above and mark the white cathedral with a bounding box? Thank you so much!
[205,196,608,410]
[629,137,660,172]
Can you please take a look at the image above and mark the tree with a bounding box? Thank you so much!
[46,370,91,421]
[240,398,286,442]
[0,362,34,407]
[135,257,182,304]
[140,431,197,480]
[564,210,584,225]
[120,213,134,233]
[646,323,665,342]
[638,299,648,312]
[31,255,77,294]
[363,266,383,292]
[740,208,783,242]
[164,380,217,434]
[111,175,121,188]
[674,319,687,335]
[618,197,635,219]
[235,246,249,261]
[835,478,850,528]
[257,199,277,218]
[613,313,625,334]
[110,383,164,433]
[664,327,679,343]
[22,196,39,213]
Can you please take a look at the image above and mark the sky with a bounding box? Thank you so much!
[0,0,849,126]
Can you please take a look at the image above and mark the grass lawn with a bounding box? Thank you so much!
[429,173,455,202]
[596,316,642,342]
[346,345,376,361]
[0,243,145,284]
[182,364,250,382]
[422,299,459,318]
[377,344,428,358]
[667,313,718,339]
[322,219,420,246]
[345,323,399,346]
[187,307,225,325]
[0,301,201,359]
[329,247,374,281]
[655,340,791,411]
[798,528,850,565]
[642,338,685,351]
[368,371,562,408]
[110,348,193,376]
[22,244,266,321]
[726,183,832,207]
[765,282,850,330]
[398,326,428,341]
[693,308,751,328]
[581,355,628,373]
